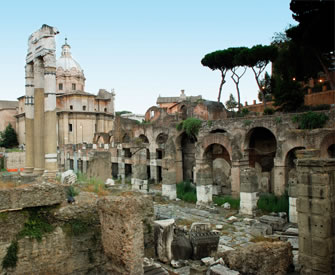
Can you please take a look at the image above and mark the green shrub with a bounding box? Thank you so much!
[2,241,18,269]
[274,116,282,124]
[207,120,213,127]
[67,186,79,198]
[257,192,289,214]
[241,108,249,116]
[176,181,197,203]
[243,120,252,127]
[18,208,54,242]
[263,107,275,115]
[176,118,202,137]
[292,111,329,129]
[213,196,240,209]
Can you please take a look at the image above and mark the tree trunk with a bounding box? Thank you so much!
[218,69,226,102]
[251,67,267,109]
[316,52,335,90]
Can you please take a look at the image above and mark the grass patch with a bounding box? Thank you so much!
[176,181,197,203]
[213,195,240,209]
[67,185,79,198]
[250,235,280,243]
[77,173,108,196]
[2,241,18,269]
[17,208,54,242]
[292,111,329,129]
[176,118,202,137]
[243,120,252,127]
[257,192,289,214]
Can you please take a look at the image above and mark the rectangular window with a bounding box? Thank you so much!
[70,105,73,110]
[72,83,76,90]
[69,123,73,132]
[83,105,86,111]
[59,83,63,90]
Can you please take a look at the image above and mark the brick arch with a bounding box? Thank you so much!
[144,106,161,122]
[320,132,335,157]
[198,133,232,162]
[243,126,277,151]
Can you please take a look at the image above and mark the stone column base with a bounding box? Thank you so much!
[239,192,258,216]
[22,167,34,174]
[162,184,176,200]
[289,197,298,223]
[196,185,213,205]
[43,170,57,180]
[33,168,44,175]
[131,178,148,193]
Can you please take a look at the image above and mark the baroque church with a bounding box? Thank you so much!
[15,39,115,147]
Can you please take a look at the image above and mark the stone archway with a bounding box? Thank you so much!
[203,143,231,195]
[284,146,305,187]
[245,127,277,193]
[320,132,335,158]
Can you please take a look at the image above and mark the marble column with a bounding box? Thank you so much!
[43,53,58,179]
[23,63,34,174]
[33,58,45,175]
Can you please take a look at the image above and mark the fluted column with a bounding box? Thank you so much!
[33,58,45,175]
[23,63,34,174]
[43,53,58,179]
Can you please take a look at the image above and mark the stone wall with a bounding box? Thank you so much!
[4,152,25,172]
[296,158,335,275]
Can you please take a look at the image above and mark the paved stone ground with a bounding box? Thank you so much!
[154,199,300,274]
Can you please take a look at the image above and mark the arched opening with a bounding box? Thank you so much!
[156,133,168,145]
[210,129,226,134]
[285,147,305,187]
[246,127,277,193]
[97,136,104,146]
[247,127,277,172]
[181,132,196,182]
[327,144,335,158]
[122,133,130,143]
[204,143,231,195]
[139,134,149,144]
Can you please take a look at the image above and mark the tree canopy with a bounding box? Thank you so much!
[0,124,18,148]
[288,0,335,89]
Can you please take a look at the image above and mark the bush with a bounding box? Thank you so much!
[67,186,79,198]
[176,181,197,203]
[63,219,90,236]
[213,196,240,209]
[292,111,329,129]
[263,107,275,115]
[257,192,289,214]
[176,118,202,138]
[241,108,249,116]
[2,241,18,269]
[0,123,18,148]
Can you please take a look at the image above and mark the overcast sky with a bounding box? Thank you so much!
[0,0,295,114]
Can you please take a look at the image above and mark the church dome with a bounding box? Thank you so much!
[56,39,83,74]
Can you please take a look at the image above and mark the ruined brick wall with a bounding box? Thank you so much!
[296,158,335,275]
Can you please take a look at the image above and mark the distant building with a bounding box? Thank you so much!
[0,100,18,132]
[16,39,115,146]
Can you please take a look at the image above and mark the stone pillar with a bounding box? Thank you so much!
[296,154,335,274]
[239,167,259,216]
[98,194,154,275]
[230,159,248,198]
[288,169,298,224]
[131,148,148,192]
[195,161,213,205]
[23,63,34,174]
[33,58,45,175]
[273,158,286,196]
[162,157,177,200]
[43,53,58,179]
[150,152,158,183]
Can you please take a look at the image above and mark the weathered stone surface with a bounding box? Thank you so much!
[171,233,192,260]
[250,222,272,236]
[239,192,258,216]
[190,231,220,260]
[0,182,65,211]
[190,222,211,232]
[154,219,175,263]
[98,193,154,275]
[61,169,77,185]
[105,178,115,185]
[259,215,286,231]
[220,241,293,275]
[210,264,240,275]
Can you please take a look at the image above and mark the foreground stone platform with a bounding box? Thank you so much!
[0,182,66,211]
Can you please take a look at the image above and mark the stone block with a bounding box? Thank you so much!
[0,182,66,211]
[220,241,293,275]
[154,219,175,263]
[259,215,286,231]
[196,185,213,204]
[297,197,332,215]
[210,264,241,275]
[190,231,220,260]
[98,194,154,274]
[250,222,273,236]
[61,169,77,185]
[240,168,258,193]
[297,184,330,199]
[162,184,176,200]
[239,192,258,216]
[171,234,192,260]
[289,197,298,224]
[190,222,211,232]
